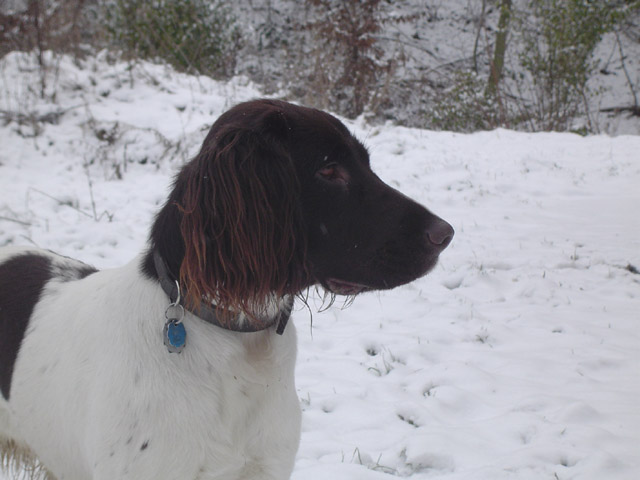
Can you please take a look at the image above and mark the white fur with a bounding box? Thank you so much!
[0,247,301,480]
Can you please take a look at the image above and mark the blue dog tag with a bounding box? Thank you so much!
[164,319,186,353]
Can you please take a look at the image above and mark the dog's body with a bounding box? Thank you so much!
[0,247,300,480]
[0,100,452,479]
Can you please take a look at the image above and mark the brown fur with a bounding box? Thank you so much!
[178,122,309,323]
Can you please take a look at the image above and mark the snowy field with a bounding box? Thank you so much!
[1,53,639,480]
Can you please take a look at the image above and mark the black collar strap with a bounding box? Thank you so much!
[153,250,292,335]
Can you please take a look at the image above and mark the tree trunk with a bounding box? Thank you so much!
[473,0,487,74]
[487,0,512,96]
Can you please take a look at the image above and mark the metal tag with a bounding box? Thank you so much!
[163,319,186,354]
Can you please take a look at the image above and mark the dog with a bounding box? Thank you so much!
[0,99,453,480]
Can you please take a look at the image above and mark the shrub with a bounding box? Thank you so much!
[104,0,240,78]
[517,0,621,130]
[428,71,504,132]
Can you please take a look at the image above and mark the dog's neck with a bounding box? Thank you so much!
[152,250,293,335]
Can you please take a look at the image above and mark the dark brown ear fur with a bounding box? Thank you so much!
[178,113,308,321]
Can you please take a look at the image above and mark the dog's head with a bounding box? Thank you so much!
[149,99,453,319]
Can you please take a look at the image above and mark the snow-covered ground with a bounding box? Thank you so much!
[1,53,639,480]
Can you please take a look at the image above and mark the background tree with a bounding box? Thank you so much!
[486,0,512,97]
[518,0,624,131]
[1,0,638,133]
[0,0,93,98]
[303,0,403,119]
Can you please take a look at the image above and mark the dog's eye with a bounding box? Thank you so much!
[316,163,349,187]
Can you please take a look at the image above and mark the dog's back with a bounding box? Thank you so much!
[0,246,95,479]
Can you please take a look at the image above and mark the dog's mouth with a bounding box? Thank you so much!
[324,278,372,296]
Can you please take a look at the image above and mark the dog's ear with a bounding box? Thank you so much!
[178,110,308,321]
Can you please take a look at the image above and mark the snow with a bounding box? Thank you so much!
[1,53,639,480]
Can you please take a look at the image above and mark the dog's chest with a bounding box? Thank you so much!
[111,327,300,479]
[105,319,299,477]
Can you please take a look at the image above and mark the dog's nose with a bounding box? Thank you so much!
[426,218,454,250]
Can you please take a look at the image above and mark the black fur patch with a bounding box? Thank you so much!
[74,263,98,279]
[49,250,97,281]
[0,254,53,399]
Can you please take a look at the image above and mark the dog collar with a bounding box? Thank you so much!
[153,250,293,346]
